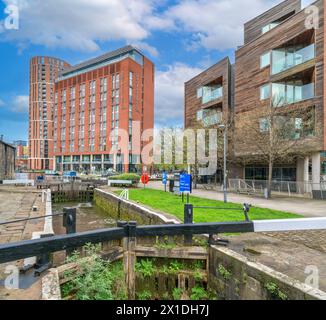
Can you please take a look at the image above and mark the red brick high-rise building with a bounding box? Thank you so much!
[53,46,154,173]
[29,56,70,171]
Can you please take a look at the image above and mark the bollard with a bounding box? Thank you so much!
[184,204,193,246]
[243,203,251,221]
[63,207,77,256]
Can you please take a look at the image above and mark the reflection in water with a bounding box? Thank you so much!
[52,202,117,235]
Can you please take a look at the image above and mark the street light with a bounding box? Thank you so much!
[219,124,228,203]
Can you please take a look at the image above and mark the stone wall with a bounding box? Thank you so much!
[208,246,326,300]
[94,189,180,226]
[0,141,15,181]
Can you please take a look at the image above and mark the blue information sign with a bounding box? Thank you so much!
[180,174,192,193]
[162,172,168,185]
[64,171,77,178]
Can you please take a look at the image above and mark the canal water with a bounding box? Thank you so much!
[52,202,116,235]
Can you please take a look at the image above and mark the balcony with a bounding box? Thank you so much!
[271,43,315,75]
[202,86,223,104]
[272,82,314,106]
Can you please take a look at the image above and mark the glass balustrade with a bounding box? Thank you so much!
[271,43,315,75]
[272,82,314,106]
[202,86,223,104]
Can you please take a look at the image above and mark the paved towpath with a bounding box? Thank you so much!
[0,188,45,300]
[147,181,326,218]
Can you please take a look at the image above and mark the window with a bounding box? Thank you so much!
[262,22,279,34]
[260,84,270,100]
[259,118,270,132]
[260,52,270,69]
[197,110,203,121]
[197,88,203,98]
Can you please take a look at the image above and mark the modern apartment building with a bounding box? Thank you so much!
[29,56,70,171]
[185,0,326,186]
[53,46,154,173]
[185,57,233,129]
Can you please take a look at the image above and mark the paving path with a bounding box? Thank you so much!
[0,188,45,300]
[147,181,326,217]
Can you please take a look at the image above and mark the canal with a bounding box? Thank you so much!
[52,201,117,235]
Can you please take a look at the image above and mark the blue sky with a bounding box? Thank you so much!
[0,0,314,142]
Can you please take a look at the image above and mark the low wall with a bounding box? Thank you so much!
[94,189,180,225]
[208,246,326,300]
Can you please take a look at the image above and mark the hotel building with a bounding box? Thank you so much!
[53,46,154,173]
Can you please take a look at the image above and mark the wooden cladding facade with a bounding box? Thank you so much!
[235,0,325,153]
[184,57,232,128]
[244,0,301,44]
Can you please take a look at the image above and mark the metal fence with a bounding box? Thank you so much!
[228,179,326,199]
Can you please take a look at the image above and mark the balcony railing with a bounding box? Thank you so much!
[202,86,223,104]
[271,43,315,75]
[272,82,314,106]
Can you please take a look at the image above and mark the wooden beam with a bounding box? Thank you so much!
[135,246,208,260]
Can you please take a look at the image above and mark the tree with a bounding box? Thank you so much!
[235,97,318,198]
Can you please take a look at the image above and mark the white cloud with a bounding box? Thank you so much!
[130,41,159,58]
[164,0,284,51]
[0,0,165,52]
[155,63,202,127]
[0,99,5,107]
[11,95,29,113]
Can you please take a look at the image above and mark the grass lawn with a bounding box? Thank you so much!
[115,188,301,223]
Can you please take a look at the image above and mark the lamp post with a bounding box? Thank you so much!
[219,124,228,203]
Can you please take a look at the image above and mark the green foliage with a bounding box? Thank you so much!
[135,259,156,278]
[172,288,183,300]
[137,290,152,300]
[110,173,140,183]
[190,286,209,300]
[168,260,185,274]
[217,264,232,281]
[162,292,170,300]
[265,282,288,300]
[194,270,204,281]
[61,244,127,300]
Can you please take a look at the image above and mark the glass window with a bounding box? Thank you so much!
[260,52,270,69]
[260,84,270,100]
[197,88,203,98]
[259,118,269,132]
[197,110,203,121]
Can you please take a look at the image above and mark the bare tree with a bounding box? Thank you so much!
[235,97,318,198]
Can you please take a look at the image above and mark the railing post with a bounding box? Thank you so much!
[184,204,193,246]
[34,233,54,276]
[119,221,136,300]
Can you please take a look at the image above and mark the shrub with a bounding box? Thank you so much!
[61,244,127,300]
[190,286,209,300]
[135,259,155,278]
[109,173,140,183]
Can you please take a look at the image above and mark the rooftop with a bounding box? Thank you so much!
[58,45,144,81]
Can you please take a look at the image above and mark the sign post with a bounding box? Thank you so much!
[180,174,192,203]
[162,172,167,192]
[141,173,149,189]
